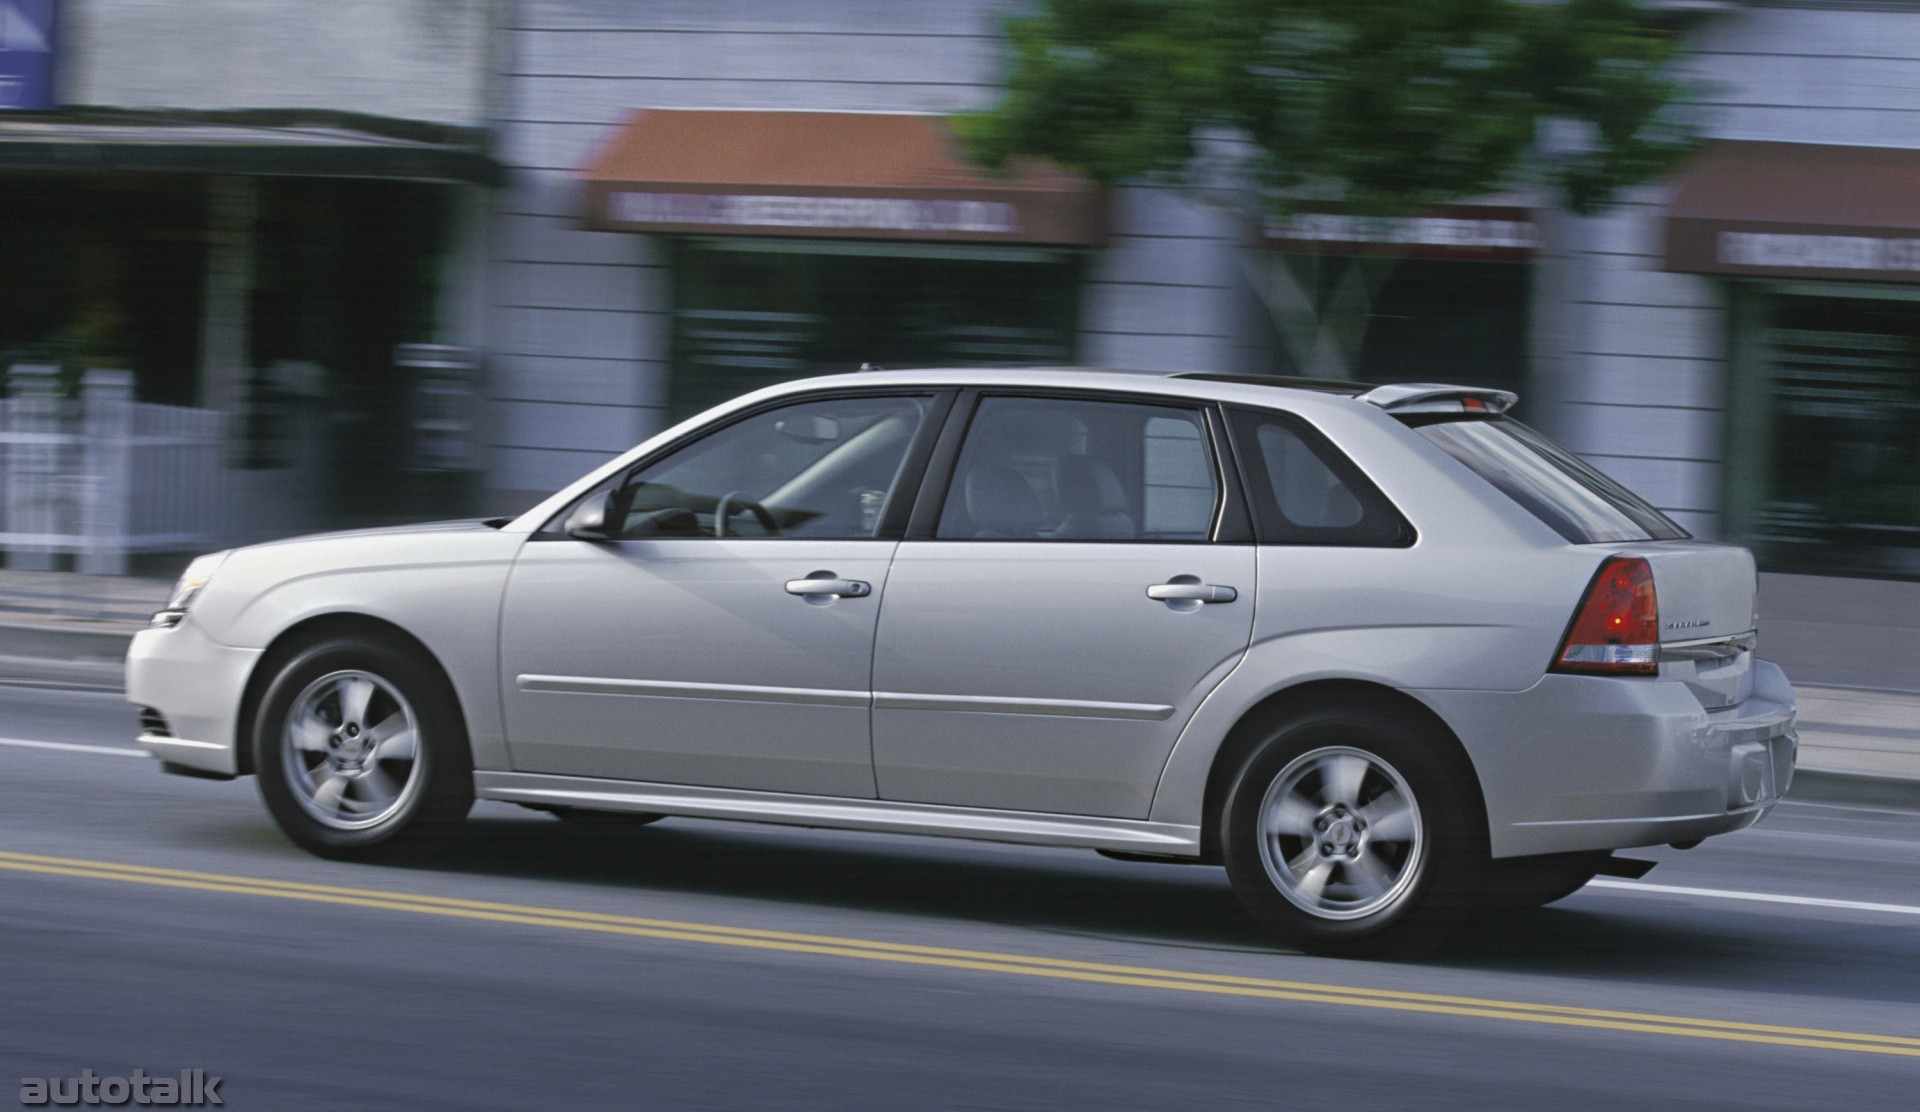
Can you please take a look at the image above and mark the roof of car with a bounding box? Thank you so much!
[777,366,1373,407]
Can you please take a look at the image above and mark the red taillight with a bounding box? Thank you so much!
[1551,556,1659,676]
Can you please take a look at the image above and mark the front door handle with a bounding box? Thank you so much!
[785,574,871,599]
[1146,580,1237,604]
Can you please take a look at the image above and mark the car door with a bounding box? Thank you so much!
[870,392,1258,819]
[499,391,945,797]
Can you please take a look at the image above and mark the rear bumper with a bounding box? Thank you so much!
[125,620,261,777]
[1419,659,1797,858]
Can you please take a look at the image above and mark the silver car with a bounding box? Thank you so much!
[128,369,1796,955]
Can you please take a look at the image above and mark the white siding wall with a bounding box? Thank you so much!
[64,0,497,124]
[1533,6,1920,538]
[486,0,1241,505]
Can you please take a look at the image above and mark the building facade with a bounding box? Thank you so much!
[482,0,1253,510]
[484,1,1920,622]
[0,0,501,545]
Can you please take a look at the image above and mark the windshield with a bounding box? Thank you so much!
[1411,416,1689,544]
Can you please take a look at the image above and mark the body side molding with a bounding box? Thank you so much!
[475,771,1202,854]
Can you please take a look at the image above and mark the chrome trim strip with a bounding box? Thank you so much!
[138,734,225,751]
[137,734,237,775]
[475,772,1202,855]
[1659,631,1757,663]
[516,674,869,708]
[872,691,1176,721]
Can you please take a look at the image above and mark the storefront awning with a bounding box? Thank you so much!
[1666,141,1920,283]
[1264,204,1539,262]
[0,111,501,185]
[580,109,1105,247]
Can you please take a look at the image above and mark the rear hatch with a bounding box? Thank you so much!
[1625,541,1758,708]
[1380,395,1758,708]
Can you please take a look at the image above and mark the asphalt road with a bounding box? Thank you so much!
[2,684,1916,1111]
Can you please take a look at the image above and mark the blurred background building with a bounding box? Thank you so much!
[2,0,1916,668]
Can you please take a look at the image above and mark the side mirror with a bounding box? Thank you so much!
[563,491,616,541]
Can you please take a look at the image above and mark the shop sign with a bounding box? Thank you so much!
[0,0,54,111]
[1264,206,1539,261]
[1718,231,1920,275]
[1667,221,1920,285]
[606,191,1023,237]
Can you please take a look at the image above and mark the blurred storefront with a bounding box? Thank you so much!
[1662,141,1920,580]
[484,1,1247,509]
[1524,6,1920,601]
[0,1,501,553]
[1262,204,1537,409]
[578,109,1099,420]
[486,0,1918,613]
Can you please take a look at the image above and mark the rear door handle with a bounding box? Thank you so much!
[1146,581,1237,604]
[785,575,871,598]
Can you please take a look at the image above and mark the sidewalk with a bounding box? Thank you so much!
[0,568,1912,809]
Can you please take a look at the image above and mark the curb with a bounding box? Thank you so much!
[0,620,137,665]
[1786,768,1920,811]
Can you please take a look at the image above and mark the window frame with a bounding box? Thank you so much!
[536,387,957,542]
[1222,404,1418,548]
[905,387,1254,545]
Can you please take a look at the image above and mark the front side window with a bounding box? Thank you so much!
[935,396,1218,541]
[587,395,931,540]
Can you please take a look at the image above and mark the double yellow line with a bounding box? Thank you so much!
[4,848,1917,1058]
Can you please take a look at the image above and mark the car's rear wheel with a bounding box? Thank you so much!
[253,637,473,860]
[1221,707,1485,957]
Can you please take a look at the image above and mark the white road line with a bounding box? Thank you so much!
[0,736,148,758]
[1589,877,1920,918]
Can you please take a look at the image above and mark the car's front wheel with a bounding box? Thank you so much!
[253,637,473,860]
[1220,707,1485,958]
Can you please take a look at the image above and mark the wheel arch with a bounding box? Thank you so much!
[234,612,463,777]
[1193,679,1489,863]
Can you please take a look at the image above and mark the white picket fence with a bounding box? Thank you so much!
[1,366,229,574]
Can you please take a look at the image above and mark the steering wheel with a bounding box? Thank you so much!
[713,491,779,537]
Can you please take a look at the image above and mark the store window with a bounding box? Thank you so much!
[668,240,1081,420]
[1267,258,1531,411]
[1726,286,1920,579]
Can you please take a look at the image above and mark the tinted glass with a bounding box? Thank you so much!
[599,395,929,540]
[1414,417,1688,544]
[936,397,1217,541]
[1229,409,1413,546]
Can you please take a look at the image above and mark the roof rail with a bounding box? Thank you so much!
[1171,373,1366,394]
[1358,383,1517,415]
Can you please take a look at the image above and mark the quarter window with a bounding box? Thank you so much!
[935,396,1219,541]
[1229,409,1414,546]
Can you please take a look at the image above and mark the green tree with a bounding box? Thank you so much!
[961,0,1700,377]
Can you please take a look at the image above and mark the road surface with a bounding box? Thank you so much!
[2,684,1915,1110]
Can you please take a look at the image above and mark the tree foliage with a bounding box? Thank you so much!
[961,0,1698,216]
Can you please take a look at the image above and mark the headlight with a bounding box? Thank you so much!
[153,551,230,627]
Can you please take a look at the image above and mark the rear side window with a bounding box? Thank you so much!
[1412,417,1689,544]
[1228,409,1414,546]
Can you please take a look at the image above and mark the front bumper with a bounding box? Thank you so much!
[126,619,262,776]
[1419,659,1798,858]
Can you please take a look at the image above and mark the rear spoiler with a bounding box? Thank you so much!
[1358,383,1518,415]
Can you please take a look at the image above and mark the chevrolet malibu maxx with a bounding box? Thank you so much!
[129,369,1797,956]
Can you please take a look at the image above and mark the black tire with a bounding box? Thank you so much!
[1219,706,1487,958]
[253,637,473,861]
